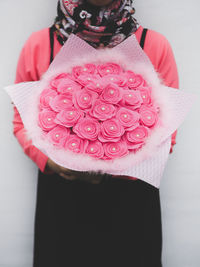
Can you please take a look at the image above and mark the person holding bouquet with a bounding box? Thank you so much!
[13,0,179,266]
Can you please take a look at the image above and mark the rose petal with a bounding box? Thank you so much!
[126,71,146,89]
[73,89,98,110]
[49,94,73,112]
[85,140,104,159]
[47,125,70,147]
[116,107,140,128]
[139,105,158,127]
[39,89,58,110]
[90,100,116,121]
[98,119,125,142]
[101,84,123,104]
[55,108,83,127]
[57,78,82,94]
[125,126,149,144]
[38,110,57,131]
[50,73,74,88]
[103,141,128,159]
[122,90,143,109]
[73,117,100,141]
[97,63,122,77]
[65,134,88,153]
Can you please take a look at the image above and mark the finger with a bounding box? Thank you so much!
[59,173,77,181]
[59,166,77,175]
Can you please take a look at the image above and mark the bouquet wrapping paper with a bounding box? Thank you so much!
[5,34,195,188]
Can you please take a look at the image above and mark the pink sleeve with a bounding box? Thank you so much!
[13,33,49,173]
[144,30,179,153]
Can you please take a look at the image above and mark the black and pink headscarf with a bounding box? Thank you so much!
[54,0,139,48]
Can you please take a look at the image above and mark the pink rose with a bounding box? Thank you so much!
[65,134,88,153]
[102,74,127,87]
[83,63,97,75]
[38,110,57,131]
[55,108,83,127]
[76,73,99,87]
[122,135,144,150]
[98,119,125,143]
[49,94,73,112]
[57,78,82,94]
[47,125,70,147]
[73,89,98,110]
[116,107,140,129]
[72,66,83,79]
[90,100,116,121]
[73,117,100,141]
[139,105,158,127]
[126,71,146,89]
[125,126,149,144]
[138,86,152,105]
[85,140,104,159]
[103,141,128,159]
[122,90,143,109]
[72,64,97,79]
[85,79,106,94]
[101,84,123,104]
[97,63,122,77]
[39,89,58,110]
[50,73,74,88]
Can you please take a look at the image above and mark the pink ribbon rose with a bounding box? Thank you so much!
[90,100,116,121]
[85,140,104,159]
[56,78,81,95]
[98,119,125,142]
[65,134,88,153]
[116,107,140,129]
[139,105,158,127]
[122,90,143,109]
[102,74,127,87]
[76,73,98,87]
[103,141,128,159]
[55,108,83,127]
[39,89,58,110]
[126,71,146,89]
[72,64,97,79]
[73,117,100,141]
[97,63,122,77]
[101,84,123,104]
[38,110,57,131]
[49,94,73,112]
[138,86,152,105]
[73,89,98,110]
[47,125,70,147]
[50,73,74,88]
[85,79,107,94]
[125,126,149,146]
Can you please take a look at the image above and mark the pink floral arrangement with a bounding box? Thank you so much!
[5,34,194,187]
[38,62,159,161]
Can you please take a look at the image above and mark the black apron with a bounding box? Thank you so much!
[33,28,162,267]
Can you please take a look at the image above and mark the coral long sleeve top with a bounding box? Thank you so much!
[13,25,179,174]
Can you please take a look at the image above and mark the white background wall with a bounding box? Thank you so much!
[0,0,200,266]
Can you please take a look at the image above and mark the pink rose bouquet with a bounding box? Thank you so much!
[38,61,159,161]
[5,34,194,187]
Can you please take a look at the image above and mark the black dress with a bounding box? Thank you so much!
[33,28,162,267]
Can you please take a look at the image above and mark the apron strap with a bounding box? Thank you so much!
[140,28,148,49]
[49,25,55,65]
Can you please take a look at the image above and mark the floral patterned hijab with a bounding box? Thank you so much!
[54,0,139,48]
